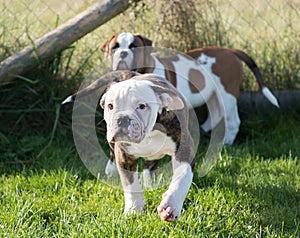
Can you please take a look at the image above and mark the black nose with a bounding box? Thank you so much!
[120,51,128,59]
[117,116,131,127]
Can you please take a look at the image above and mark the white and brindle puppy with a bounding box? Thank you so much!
[62,71,198,221]
[101,32,279,145]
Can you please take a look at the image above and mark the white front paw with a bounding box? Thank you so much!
[124,192,145,215]
[124,206,145,215]
[157,193,183,222]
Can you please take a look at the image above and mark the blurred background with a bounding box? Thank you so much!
[0,0,299,151]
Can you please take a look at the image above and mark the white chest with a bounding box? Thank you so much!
[125,130,176,160]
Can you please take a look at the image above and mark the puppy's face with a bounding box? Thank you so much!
[101,32,152,71]
[100,77,184,144]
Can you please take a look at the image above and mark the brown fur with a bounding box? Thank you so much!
[188,68,206,93]
[186,47,243,98]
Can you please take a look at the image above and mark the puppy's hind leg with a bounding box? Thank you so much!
[201,92,223,133]
[105,146,119,178]
[142,160,160,189]
[223,95,240,145]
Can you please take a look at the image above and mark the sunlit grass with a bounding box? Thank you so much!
[0,114,299,237]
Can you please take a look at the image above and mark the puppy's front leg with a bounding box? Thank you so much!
[114,144,144,214]
[157,160,193,222]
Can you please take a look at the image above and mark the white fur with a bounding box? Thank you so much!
[62,95,73,104]
[105,160,118,178]
[262,87,279,108]
[102,79,160,143]
[152,57,167,77]
[126,130,176,160]
[122,171,145,214]
[112,33,135,70]
[142,169,153,188]
[157,160,193,221]
[197,52,216,66]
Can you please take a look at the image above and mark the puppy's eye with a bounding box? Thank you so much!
[137,104,146,110]
[107,103,114,110]
[112,43,119,50]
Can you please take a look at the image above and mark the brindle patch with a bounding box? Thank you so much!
[154,109,195,169]
[154,109,181,150]
[113,142,138,186]
[188,69,206,93]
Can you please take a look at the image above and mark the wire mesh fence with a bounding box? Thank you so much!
[1,0,299,89]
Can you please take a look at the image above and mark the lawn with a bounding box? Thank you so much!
[0,113,299,237]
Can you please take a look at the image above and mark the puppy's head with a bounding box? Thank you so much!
[101,32,152,71]
[100,75,184,144]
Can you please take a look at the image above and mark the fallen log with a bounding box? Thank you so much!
[0,0,133,82]
[239,90,300,116]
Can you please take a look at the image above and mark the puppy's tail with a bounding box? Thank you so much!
[230,49,279,108]
[61,70,140,105]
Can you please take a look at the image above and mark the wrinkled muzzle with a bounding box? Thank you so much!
[112,50,135,71]
[106,113,145,143]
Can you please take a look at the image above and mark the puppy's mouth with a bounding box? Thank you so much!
[116,61,130,70]
[109,130,145,144]
[107,116,145,144]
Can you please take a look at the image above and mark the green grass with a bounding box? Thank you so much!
[0,114,299,237]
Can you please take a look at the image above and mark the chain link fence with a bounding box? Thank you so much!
[1,0,299,89]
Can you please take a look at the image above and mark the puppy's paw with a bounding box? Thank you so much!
[157,205,179,222]
[157,194,182,222]
[124,206,145,216]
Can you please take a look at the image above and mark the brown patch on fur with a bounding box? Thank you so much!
[187,47,243,99]
[134,34,152,48]
[157,56,179,88]
[101,35,118,57]
[188,69,205,93]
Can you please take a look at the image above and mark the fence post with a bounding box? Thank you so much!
[0,0,134,82]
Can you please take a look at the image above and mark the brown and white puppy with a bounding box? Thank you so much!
[101,32,279,145]
[99,73,195,222]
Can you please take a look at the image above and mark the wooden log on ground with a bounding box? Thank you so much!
[0,0,134,82]
[238,90,300,117]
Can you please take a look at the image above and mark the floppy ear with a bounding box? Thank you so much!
[134,33,153,56]
[101,35,117,56]
[134,33,153,47]
[151,85,185,111]
[101,40,109,55]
